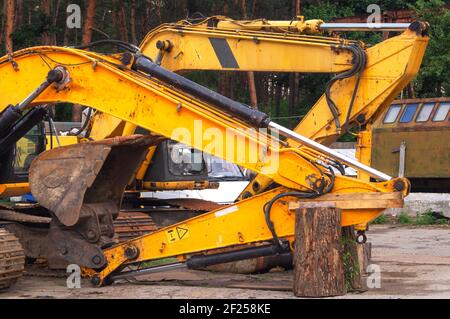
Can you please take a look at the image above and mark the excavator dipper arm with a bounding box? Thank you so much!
[239,21,429,200]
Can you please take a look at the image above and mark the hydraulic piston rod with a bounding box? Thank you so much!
[319,23,411,32]
[268,122,392,181]
[131,55,271,128]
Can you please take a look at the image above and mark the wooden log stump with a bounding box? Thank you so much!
[357,242,372,276]
[342,226,362,291]
[293,204,345,297]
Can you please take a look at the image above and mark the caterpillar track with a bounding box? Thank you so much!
[0,228,25,290]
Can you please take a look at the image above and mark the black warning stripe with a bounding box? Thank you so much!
[208,38,240,69]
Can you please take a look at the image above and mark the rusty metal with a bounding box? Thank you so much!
[0,228,25,290]
[1,223,48,262]
[46,226,107,269]
[392,97,450,105]
[162,198,224,212]
[120,196,223,227]
[372,99,450,181]
[0,209,51,224]
[114,212,158,242]
[207,253,293,274]
[29,135,161,227]
[27,135,163,268]
[1,210,157,269]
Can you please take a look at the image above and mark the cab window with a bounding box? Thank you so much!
[433,102,450,122]
[204,154,245,181]
[383,104,402,123]
[167,141,206,176]
[399,103,419,123]
[14,125,42,176]
[416,103,435,122]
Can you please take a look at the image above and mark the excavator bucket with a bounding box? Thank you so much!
[28,135,163,268]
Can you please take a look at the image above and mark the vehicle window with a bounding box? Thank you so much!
[204,154,245,181]
[433,102,450,122]
[14,125,42,176]
[399,103,419,123]
[383,104,402,123]
[416,103,435,122]
[167,141,205,176]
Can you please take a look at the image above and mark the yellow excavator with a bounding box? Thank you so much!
[0,17,429,289]
[2,15,429,229]
[88,16,430,197]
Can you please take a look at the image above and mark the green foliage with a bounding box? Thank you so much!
[411,0,450,97]
[397,211,413,224]
[54,103,76,122]
[415,210,437,225]
[303,1,353,21]
[395,209,450,225]
[371,214,389,224]
[1,0,449,121]
[342,246,361,291]
[415,209,450,225]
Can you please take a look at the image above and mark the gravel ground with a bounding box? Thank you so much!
[2,225,450,299]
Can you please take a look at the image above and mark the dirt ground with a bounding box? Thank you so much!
[2,225,450,299]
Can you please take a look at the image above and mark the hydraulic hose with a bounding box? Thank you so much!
[73,39,140,53]
[325,44,367,133]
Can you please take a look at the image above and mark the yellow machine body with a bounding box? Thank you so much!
[0,46,410,283]
[0,17,429,286]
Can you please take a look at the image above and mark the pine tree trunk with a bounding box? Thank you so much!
[82,0,96,45]
[130,0,138,45]
[40,0,52,45]
[240,0,258,108]
[118,8,129,42]
[342,226,362,291]
[289,0,301,118]
[0,1,4,46]
[5,0,14,54]
[247,71,258,108]
[72,0,97,123]
[14,0,23,27]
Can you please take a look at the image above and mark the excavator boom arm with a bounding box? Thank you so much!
[0,47,391,194]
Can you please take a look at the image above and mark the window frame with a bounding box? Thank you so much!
[383,104,403,124]
[432,102,450,122]
[415,103,435,123]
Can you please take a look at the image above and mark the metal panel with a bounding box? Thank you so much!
[208,38,240,69]
[371,128,450,178]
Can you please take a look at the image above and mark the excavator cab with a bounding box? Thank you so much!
[144,140,210,185]
[0,122,45,191]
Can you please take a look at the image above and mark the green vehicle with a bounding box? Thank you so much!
[371,98,450,192]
